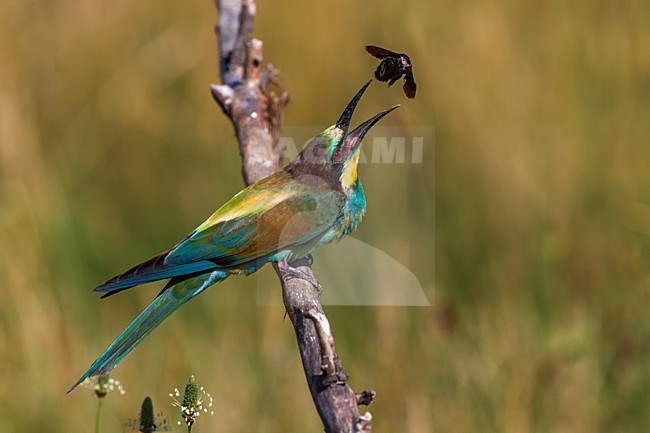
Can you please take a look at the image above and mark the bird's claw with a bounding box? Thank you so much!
[277,259,321,291]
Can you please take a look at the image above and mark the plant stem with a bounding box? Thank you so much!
[95,398,104,433]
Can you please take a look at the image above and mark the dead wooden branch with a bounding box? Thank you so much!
[212,0,373,431]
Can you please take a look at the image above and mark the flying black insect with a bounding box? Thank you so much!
[366,45,417,99]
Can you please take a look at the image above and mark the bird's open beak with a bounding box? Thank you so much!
[334,105,400,161]
[335,80,372,136]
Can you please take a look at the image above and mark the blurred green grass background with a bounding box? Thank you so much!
[1,0,649,431]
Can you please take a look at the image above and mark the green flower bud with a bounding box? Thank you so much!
[139,396,155,433]
[169,375,214,432]
[182,376,199,411]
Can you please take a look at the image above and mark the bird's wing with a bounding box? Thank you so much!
[166,172,345,267]
[94,172,344,295]
[366,45,398,59]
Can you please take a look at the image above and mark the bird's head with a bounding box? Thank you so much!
[285,80,399,189]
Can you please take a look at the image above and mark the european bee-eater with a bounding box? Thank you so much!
[69,80,398,392]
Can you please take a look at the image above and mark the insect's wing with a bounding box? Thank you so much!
[366,45,398,59]
[403,72,417,98]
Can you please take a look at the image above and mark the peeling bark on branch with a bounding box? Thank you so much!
[212,1,373,431]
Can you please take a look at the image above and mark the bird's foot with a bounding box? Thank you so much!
[277,258,321,291]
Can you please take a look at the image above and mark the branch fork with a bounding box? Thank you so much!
[306,309,349,387]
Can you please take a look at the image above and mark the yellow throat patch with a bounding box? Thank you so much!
[340,150,360,189]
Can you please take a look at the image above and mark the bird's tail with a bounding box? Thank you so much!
[68,270,227,393]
